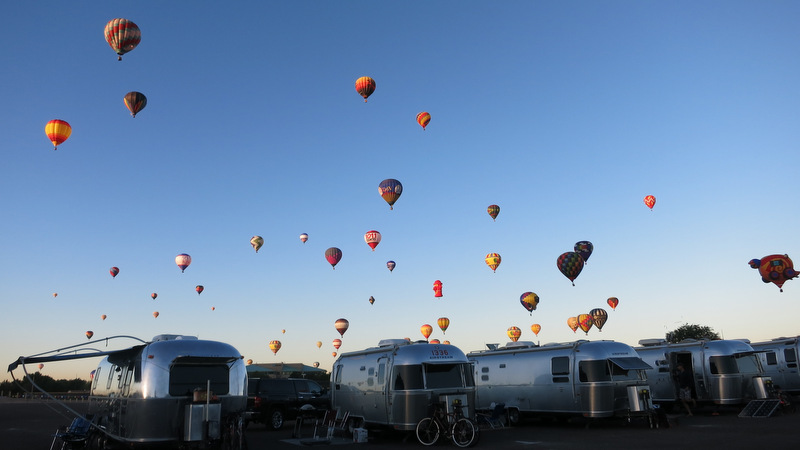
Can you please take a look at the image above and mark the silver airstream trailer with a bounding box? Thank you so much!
[635,338,769,405]
[467,340,654,423]
[330,339,476,431]
[8,334,248,449]
[749,337,800,394]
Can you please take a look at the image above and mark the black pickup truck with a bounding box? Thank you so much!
[245,378,330,430]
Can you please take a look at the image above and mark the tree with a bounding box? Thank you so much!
[666,323,721,343]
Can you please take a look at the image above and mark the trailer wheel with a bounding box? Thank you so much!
[267,409,284,431]
[506,408,520,426]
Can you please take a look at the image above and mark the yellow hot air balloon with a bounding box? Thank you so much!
[485,253,502,272]
[269,340,281,355]
[530,324,541,336]
[507,326,522,342]
[316,341,322,349]
[437,317,450,334]
[45,119,71,150]
[577,314,594,335]
[246,359,253,365]
[420,324,433,340]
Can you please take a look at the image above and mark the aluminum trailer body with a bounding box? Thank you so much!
[749,337,800,394]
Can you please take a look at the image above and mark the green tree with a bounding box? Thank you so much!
[666,323,721,343]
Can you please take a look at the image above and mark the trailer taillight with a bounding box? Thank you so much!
[254,396,262,408]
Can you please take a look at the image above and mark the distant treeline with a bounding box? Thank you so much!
[1,372,90,395]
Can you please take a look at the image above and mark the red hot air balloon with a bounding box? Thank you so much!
[105,18,141,61]
[45,120,72,150]
[378,179,403,210]
[355,76,376,102]
[607,297,619,310]
[109,267,120,278]
[38,364,44,370]
[420,324,433,340]
[153,311,159,318]
[85,331,94,339]
[196,285,204,295]
[433,280,443,298]
[332,339,342,350]
[325,247,342,269]
[507,326,522,342]
[487,205,500,221]
[335,318,349,337]
[364,230,382,251]
[557,252,584,286]
[416,112,431,130]
[151,293,157,300]
[749,254,798,292]
[437,317,450,334]
[530,324,541,336]
[123,91,147,117]
[644,195,656,210]
[175,253,191,272]
[520,292,539,315]
[577,314,594,335]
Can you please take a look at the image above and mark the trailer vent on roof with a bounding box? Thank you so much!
[638,339,667,347]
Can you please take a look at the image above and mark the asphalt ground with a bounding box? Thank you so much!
[2,398,797,450]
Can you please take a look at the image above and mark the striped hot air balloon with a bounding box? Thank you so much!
[485,253,501,272]
[123,91,147,117]
[355,76,376,102]
[416,112,431,130]
[104,18,141,60]
[45,120,71,150]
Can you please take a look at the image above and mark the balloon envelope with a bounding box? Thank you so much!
[378,179,403,210]
[123,91,147,117]
[364,230,382,251]
[299,233,308,243]
[269,340,281,355]
[420,324,433,339]
[387,261,396,272]
[607,297,619,310]
[104,18,141,60]
[530,324,541,336]
[487,205,500,221]
[109,267,119,278]
[751,254,798,292]
[45,119,71,150]
[437,317,450,334]
[151,293,157,300]
[250,236,264,253]
[644,195,656,210]
[335,318,349,337]
[416,112,431,130]
[577,314,594,335]
[567,317,579,333]
[316,341,322,349]
[332,339,342,350]
[101,314,107,320]
[85,331,94,339]
[153,311,159,318]
[485,253,501,272]
[325,247,342,269]
[175,254,191,272]
[355,76,376,102]
[369,296,375,305]
[557,252,584,285]
[590,308,608,331]
[507,326,522,342]
[520,292,539,315]
[38,364,44,370]
[196,285,204,295]
[247,359,253,365]
[574,241,593,264]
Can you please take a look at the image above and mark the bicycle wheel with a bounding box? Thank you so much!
[415,417,440,446]
[451,418,477,448]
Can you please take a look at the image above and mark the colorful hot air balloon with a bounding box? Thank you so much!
[437,317,450,334]
[590,308,608,331]
[247,359,253,365]
[325,247,342,269]
[574,241,593,264]
[269,340,281,355]
[507,326,522,342]
[196,285,204,295]
[175,253,191,272]
[378,179,403,210]
[355,76,376,102]
[123,91,147,117]
[530,324,541,336]
[250,236,264,253]
[85,331,94,340]
[38,364,44,370]
[153,311,159,318]
[281,329,286,334]
[369,296,375,305]
[577,314,594,335]
[567,317,579,333]
[433,280,443,298]
[430,339,441,344]
[335,318,349,337]
[485,253,501,272]
[151,293,157,300]
[313,362,320,368]
[443,340,451,345]
[387,261,396,272]
[749,254,798,292]
[104,18,141,61]
[332,339,342,350]
[299,233,308,243]
[644,195,656,210]
[109,267,119,278]
[364,230,382,251]
[420,324,433,340]
[557,252,584,286]
[487,205,500,221]
[45,119,72,150]
[416,112,431,130]
[101,314,107,320]
[520,292,539,315]
[316,341,322,349]
[607,297,619,310]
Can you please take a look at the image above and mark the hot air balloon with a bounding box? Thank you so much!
[437,317,450,334]
[269,340,281,355]
[104,18,141,61]
[590,308,608,331]
[557,252,584,286]
[85,331,94,339]
[574,241,593,264]
[531,324,541,336]
[332,352,337,357]
[443,340,451,345]
[101,314,107,321]
[109,267,119,278]
[577,314,594,335]
[644,195,656,210]
[433,280,443,298]
[45,119,72,150]
[211,306,215,311]
[387,261,396,272]
[38,364,44,370]
[123,91,147,117]
[749,254,798,292]
[355,76,376,102]
[420,324,433,340]
[316,341,322,349]
[325,247,342,269]
[250,236,264,253]
[299,233,309,243]
[485,253,501,272]
[247,359,253,365]
[430,339,441,344]
[282,329,286,334]
[153,311,159,318]
[607,297,619,310]
[151,293,157,300]
[416,112,431,130]
[313,362,320,368]
[487,205,500,221]
[175,253,191,272]
[520,292,539,315]
[507,326,522,342]
[335,318,349,337]
[53,293,58,298]
[567,317,579,333]
[378,179,403,210]
[369,296,375,305]
[332,339,342,350]
[364,230,382,251]
[196,285,204,295]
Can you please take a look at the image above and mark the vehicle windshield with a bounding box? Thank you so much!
[392,363,474,390]
[169,364,230,396]
[735,354,762,374]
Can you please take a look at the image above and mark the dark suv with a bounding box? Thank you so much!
[246,378,330,430]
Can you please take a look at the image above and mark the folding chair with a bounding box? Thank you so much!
[476,403,506,429]
[312,409,337,440]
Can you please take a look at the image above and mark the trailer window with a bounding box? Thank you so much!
[765,352,777,366]
[92,368,101,391]
[735,354,761,374]
[709,356,738,374]
[552,357,569,376]
[169,364,230,396]
[785,349,797,368]
[579,360,611,382]
[393,365,423,390]
[424,364,464,389]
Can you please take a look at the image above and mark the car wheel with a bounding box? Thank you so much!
[268,409,284,431]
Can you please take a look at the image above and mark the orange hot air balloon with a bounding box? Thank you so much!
[85,331,94,339]
[152,311,159,318]
[45,119,72,150]
[430,339,441,344]
[332,352,337,357]
[355,76,376,102]
[52,293,58,298]
[269,340,281,355]
[507,326,522,342]
[151,293,157,300]
[644,195,656,210]
[316,341,322,349]
[443,340,451,345]
[485,253,501,272]
[332,339,342,350]
[313,362,320,368]
[196,285,204,295]
[211,306,215,311]
[416,112,431,130]
[420,324,433,340]
[246,359,253,365]
[577,314,594,335]
[567,317,579,333]
[335,318,349,337]
[101,314,107,320]
[437,317,450,334]
[530,324,541,336]
[607,297,619,310]
[282,329,286,334]
[38,364,44,370]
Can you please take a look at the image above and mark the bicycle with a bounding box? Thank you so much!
[415,400,478,447]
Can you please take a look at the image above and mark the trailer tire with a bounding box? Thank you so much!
[267,409,284,431]
[506,408,520,426]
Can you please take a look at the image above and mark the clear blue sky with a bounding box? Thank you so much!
[2,1,799,381]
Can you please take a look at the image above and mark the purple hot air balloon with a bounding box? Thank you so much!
[574,241,593,264]
[387,261,396,272]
